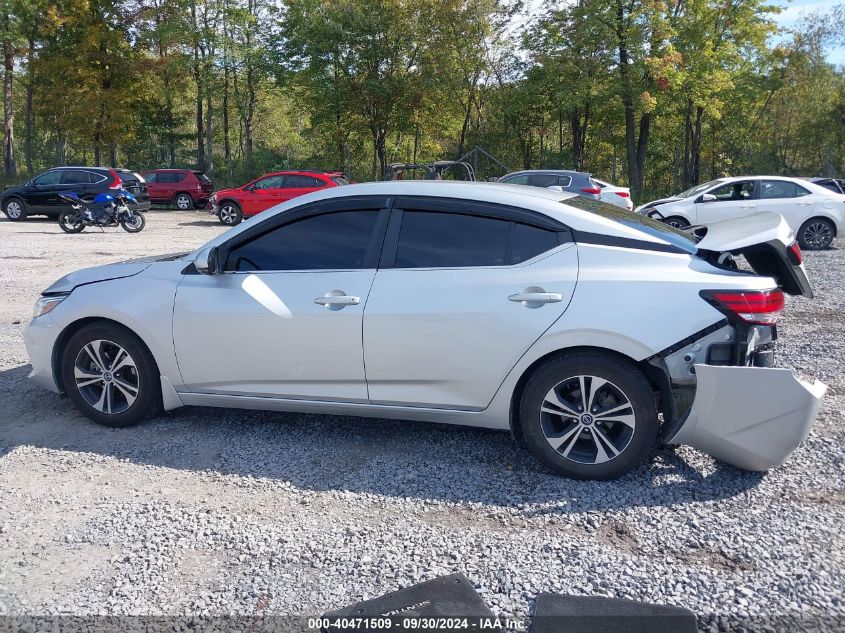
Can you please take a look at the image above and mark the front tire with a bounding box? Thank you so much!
[174,193,194,210]
[120,212,146,233]
[518,352,658,480]
[58,211,85,233]
[3,197,27,221]
[61,323,160,427]
[663,216,690,230]
[218,201,242,226]
[797,217,835,250]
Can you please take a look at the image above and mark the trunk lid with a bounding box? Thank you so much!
[694,212,813,298]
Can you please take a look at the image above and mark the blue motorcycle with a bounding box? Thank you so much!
[57,191,146,234]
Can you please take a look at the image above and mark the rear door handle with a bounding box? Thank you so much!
[508,291,563,304]
[740,204,755,209]
[314,294,360,307]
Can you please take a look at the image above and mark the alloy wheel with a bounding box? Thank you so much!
[176,194,192,210]
[539,375,636,465]
[6,200,22,219]
[665,218,688,229]
[73,339,140,415]
[803,221,833,249]
[219,205,238,225]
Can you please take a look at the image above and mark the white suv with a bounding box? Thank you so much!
[643,176,844,249]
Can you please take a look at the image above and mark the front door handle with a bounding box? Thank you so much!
[740,204,755,209]
[314,292,360,307]
[508,290,563,304]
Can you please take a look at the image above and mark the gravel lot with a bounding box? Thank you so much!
[0,210,843,630]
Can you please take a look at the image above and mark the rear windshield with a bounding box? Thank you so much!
[562,196,699,254]
[118,172,144,183]
[331,176,349,186]
[193,172,211,183]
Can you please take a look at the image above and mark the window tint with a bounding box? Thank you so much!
[558,176,572,187]
[62,170,90,184]
[227,211,379,271]
[511,223,560,264]
[394,211,558,268]
[252,175,285,190]
[32,170,63,186]
[144,173,157,183]
[286,174,322,188]
[501,174,531,185]
[532,174,559,188]
[761,180,811,199]
[710,181,755,201]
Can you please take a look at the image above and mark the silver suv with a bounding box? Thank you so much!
[499,170,601,199]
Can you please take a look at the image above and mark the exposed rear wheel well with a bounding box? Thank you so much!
[52,317,160,393]
[508,346,670,442]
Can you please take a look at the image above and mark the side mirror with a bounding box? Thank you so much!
[195,245,221,275]
[697,193,717,203]
[545,185,565,193]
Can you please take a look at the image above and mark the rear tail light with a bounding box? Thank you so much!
[614,191,630,198]
[701,289,785,325]
[787,241,803,265]
[106,169,122,190]
[581,187,602,195]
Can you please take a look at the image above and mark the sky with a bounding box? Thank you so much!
[771,0,845,65]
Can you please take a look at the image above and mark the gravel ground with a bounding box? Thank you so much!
[0,210,843,630]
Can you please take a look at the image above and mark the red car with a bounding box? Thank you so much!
[142,169,213,210]
[210,170,348,225]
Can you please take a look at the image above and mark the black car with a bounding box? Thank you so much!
[1,166,151,221]
[806,177,845,195]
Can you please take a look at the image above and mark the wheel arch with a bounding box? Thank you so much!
[52,316,162,394]
[800,214,838,237]
[507,345,670,442]
[218,197,241,209]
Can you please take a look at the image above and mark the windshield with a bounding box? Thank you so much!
[678,179,723,199]
[562,196,699,253]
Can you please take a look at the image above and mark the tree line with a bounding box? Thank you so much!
[1,0,843,200]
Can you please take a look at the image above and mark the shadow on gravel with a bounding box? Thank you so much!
[0,364,764,511]
[178,220,221,227]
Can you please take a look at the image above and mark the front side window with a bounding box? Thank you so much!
[394,211,560,268]
[252,175,285,190]
[32,170,63,186]
[760,180,810,199]
[227,210,380,271]
[501,174,531,186]
[709,180,755,201]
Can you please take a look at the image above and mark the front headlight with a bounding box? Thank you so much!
[33,294,68,318]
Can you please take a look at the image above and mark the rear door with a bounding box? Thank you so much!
[756,180,816,232]
[695,180,757,224]
[363,198,577,410]
[281,174,327,202]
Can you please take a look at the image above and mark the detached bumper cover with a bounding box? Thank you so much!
[668,364,826,471]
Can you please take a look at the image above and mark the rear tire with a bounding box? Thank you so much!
[174,193,194,210]
[663,216,690,230]
[797,217,835,250]
[518,352,658,480]
[3,197,27,221]
[58,211,85,233]
[218,201,242,226]
[61,322,161,427]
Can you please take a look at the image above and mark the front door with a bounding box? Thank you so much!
[695,180,757,224]
[173,204,389,401]
[26,169,65,212]
[363,201,577,410]
[242,174,287,215]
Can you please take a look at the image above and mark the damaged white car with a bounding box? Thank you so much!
[24,182,826,479]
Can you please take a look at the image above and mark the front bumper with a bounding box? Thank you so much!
[668,364,826,471]
[23,314,62,393]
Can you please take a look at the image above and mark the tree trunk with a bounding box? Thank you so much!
[205,90,213,177]
[243,0,256,173]
[24,35,34,175]
[194,45,205,170]
[690,106,704,185]
[617,29,641,196]
[3,28,15,178]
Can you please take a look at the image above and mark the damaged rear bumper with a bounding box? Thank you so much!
[668,364,826,471]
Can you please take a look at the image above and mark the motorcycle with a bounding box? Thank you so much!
[57,191,146,234]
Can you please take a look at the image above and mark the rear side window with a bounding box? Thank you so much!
[227,211,380,271]
[532,174,559,187]
[286,174,323,188]
[558,176,572,187]
[761,180,811,199]
[394,211,560,268]
[62,171,91,184]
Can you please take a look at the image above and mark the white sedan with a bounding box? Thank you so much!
[24,182,826,479]
[593,178,633,211]
[642,176,844,249]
